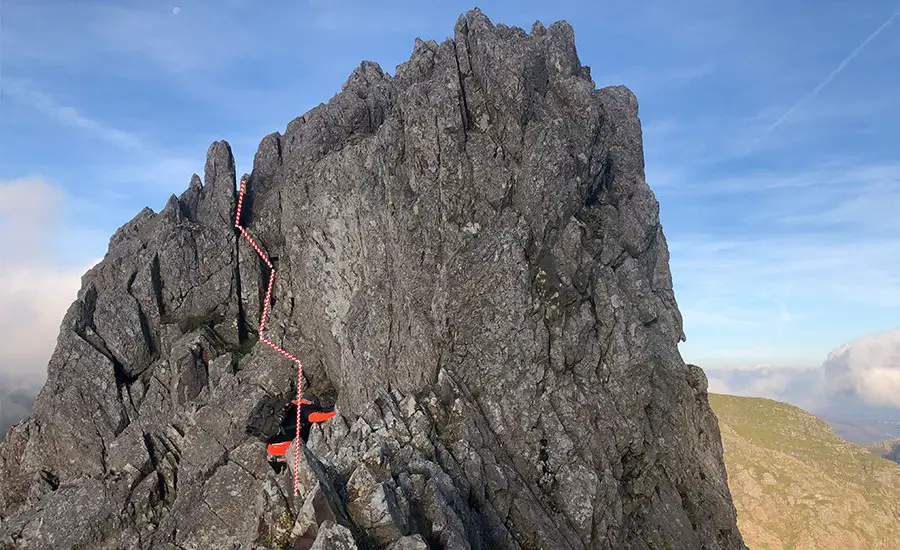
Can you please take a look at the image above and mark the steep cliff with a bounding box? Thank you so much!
[0,10,745,550]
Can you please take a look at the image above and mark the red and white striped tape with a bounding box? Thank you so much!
[234,178,304,496]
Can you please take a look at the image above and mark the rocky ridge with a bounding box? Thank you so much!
[0,10,744,550]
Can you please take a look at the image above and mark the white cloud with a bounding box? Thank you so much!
[856,367,900,407]
[0,265,88,382]
[702,364,816,401]
[745,371,794,396]
[821,329,900,408]
[732,364,774,372]
[0,177,96,383]
[0,177,65,233]
[702,329,900,412]
[707,377,731,394]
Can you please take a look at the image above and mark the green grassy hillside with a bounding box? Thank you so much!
[709,393,900,550]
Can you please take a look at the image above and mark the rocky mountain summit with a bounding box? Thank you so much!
[0,9,745,550]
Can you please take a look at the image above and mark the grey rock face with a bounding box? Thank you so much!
[0,9,744,550]
[388,535,429,550]
[310,522,358,550]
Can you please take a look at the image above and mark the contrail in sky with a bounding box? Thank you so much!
[754,8,900,146]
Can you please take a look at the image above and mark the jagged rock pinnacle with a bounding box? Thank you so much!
[0,9,743,550]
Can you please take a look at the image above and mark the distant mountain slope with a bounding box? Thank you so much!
[866,438,900,464]
[822,416,900,445]
[0,378,40,441]
[709,393,900,550]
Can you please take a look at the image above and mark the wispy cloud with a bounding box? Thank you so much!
[1,79,144,151]
[2,78,202,194]
[676,236,900,301]
[668,155,900,369]
[702,364,821,406]
[750,7,900,149]
[667,160,900,242]
[675,161,900,195]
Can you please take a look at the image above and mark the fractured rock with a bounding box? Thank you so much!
[310,522,358,550]
[0,8,745,550]
[388,535,429,550]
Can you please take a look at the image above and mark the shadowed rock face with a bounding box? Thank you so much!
[0,9,745,550]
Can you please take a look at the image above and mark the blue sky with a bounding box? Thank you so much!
[1,0,899,379]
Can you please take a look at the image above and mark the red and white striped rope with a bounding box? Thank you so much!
[234,178,304,496]
[295,361,303,496]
